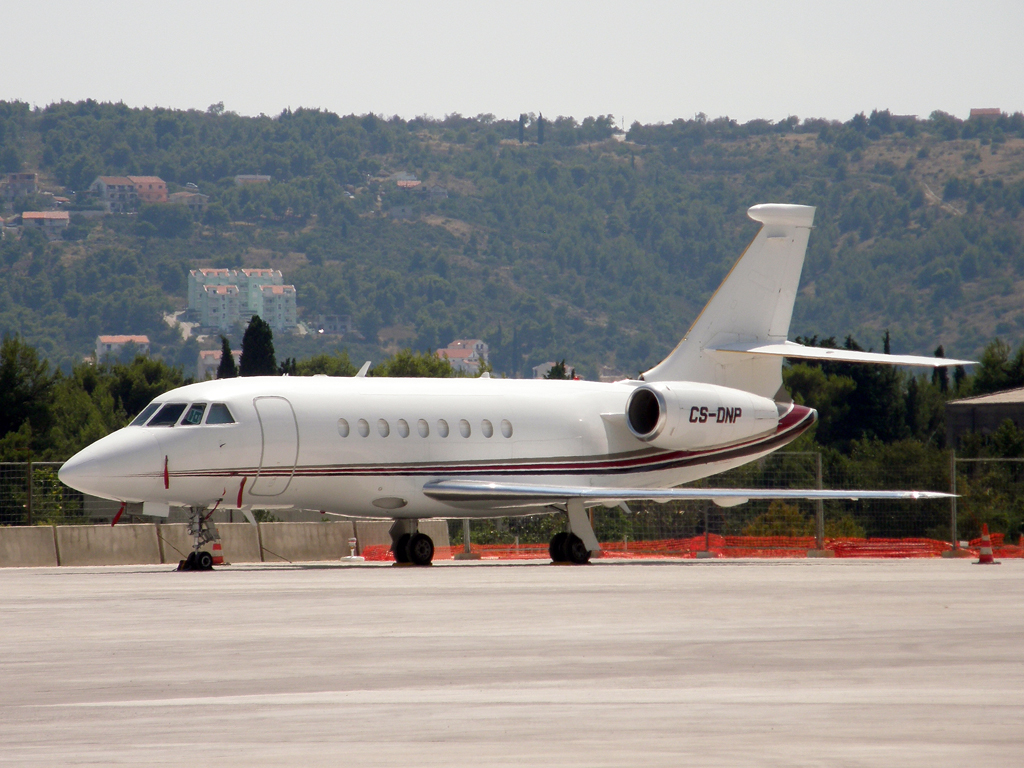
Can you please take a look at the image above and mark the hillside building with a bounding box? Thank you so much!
[95,335,150,361]
[199,284,242,330]
[21,210,69,239]
[89,176,138,213]
[128,176,168,204]
[235,174,271,185]
[168,191,209,215]
[187,268,296,331]
[2,172,38,199]
[436,339,489,374]
[251,284,297,331]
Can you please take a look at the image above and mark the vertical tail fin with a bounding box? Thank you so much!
[643,204,815,398]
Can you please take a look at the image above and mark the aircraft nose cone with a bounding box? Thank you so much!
[59,429,162,501]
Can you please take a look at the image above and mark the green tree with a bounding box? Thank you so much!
[239,316,277,376]
[0,335,55,457]
[372,349,455,377]
[544,359,574,379]
[216,336,237,378]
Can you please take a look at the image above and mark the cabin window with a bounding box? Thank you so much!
[437,419,450,438]
[180,403,207,426]
[147,403,187,427]
[377,419,390,437]
[357,419,370,437]
[397,419,410,437]
[338,418,350,437]
[417,419,429,437]
[459,419,471,438]
[129,403,160,426]
[501,419,513,438]
[481,419,493,438]
[206,404,235,424]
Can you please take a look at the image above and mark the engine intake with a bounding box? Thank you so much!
[625,382,779,451]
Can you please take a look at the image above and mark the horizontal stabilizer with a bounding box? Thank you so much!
[708,341,975,368]
[423,478,951,510]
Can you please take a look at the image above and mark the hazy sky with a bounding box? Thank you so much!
[4,1,1021,127]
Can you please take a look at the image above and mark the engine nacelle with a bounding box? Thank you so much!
[625,382,779,451]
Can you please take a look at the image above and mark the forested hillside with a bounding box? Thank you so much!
[2,101,1024,377]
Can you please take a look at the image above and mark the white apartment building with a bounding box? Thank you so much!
[187,268,295,331]
[199,284,242,330]
[251,284,297,331]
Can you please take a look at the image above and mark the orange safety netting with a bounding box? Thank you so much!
[360,534,1024,561]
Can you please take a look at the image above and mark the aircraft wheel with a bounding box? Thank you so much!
[393,533,412,563]
[180,551,197,571]
[564,533,591,565]
[195,551,214,570]
[549,532,568,562]
[407,533,434,566]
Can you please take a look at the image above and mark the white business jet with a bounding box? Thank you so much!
[59,204,971,568]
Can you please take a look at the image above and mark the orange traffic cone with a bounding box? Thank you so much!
[975,524,999,565]
[212,540,226,565]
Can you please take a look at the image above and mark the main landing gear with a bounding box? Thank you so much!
[548,499,601,565]
[549,531,591,564]
[390,520,434,566]
[177,505,219,571]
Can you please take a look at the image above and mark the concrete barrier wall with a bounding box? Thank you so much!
[56,524,161,566]
[0,526,58,567]
[259,521,355,562]
[0,519,452,567]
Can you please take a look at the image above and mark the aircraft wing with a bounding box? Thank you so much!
[421,479,952,510]
[707,341,975,367]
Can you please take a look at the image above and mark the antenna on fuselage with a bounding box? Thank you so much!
[355,361,371,377]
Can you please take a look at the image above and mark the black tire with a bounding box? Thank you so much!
[183,551,197,570]
[393,533,412,563]
[407,533,434,566]
[196,551,214,570]
[565,534,591,565]
[549,532,568,562]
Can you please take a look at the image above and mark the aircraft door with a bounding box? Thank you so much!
[249,396,299,496]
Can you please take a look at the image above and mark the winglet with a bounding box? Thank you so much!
[355,361,371,377]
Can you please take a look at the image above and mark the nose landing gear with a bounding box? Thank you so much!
[176,505,220,571]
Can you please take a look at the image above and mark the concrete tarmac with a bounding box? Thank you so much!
[1,558,1021,767]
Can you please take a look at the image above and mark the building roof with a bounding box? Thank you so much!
[22,211,69,220]
[947,387,1024,406]
[437,348,477,360]
[192,268,233,276]
[127,176,165,184]
[204,285,239,295]
[242,268,279,276]
[94,176,135,186]
[198,349,222,360]
[261,284,295,294]
[969,108,1001,118]
[97,335,150,344]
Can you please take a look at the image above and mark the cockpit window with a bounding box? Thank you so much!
[205,403,235,424]
[180,403,207,426]
[129,403,160,426]
[147,403,187,427]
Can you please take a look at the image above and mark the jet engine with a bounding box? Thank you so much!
[625,382,779,451]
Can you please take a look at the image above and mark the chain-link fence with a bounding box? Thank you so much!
[5,455,1022,554]
[448,450,959,550]
[0,462,122,526]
